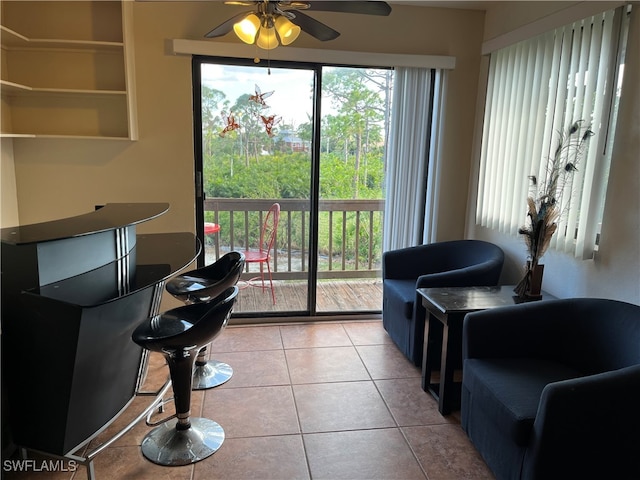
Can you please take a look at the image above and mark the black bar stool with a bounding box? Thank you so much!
[132,287,238,466]
[165,251,244,389]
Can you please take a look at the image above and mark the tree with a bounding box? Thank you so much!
[358,69,393,148]
[322,68,385,198]
[230,93,269,164]
[201,86,228,157]
[297,115,313,146]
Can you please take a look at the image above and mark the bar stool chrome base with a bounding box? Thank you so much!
[193,360,233,390]
[140,417,225,466]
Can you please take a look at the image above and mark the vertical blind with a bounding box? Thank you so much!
[383,67,436,251]
[476,6,629,260]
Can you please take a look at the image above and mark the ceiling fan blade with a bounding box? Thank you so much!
[290,11,340,41]
[204,11,249,38]
[305,1,391,16]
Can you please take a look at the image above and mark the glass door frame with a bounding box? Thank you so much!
[191,55,323,317]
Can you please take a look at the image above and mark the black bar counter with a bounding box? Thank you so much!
[1,204,199,457]
[0,203,169,246]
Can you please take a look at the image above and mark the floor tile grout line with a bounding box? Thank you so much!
[213,342,394,354]
[366,358,403,430]
[282,325,317,480]
[300,425,406,436]
[348,322,431,479]
[340,322,356,347]
[398,425,431,480]
[279,323,306,445]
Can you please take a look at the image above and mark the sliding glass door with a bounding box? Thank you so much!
[192,57,390,318]
[316,67,390,312]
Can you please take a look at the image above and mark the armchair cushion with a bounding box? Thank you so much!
[463,358,583,446]
[461,298,640,480]
[382,240,504,365]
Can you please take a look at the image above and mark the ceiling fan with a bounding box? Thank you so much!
[204,1,392,50]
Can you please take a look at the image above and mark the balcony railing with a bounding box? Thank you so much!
[203,198,384,280]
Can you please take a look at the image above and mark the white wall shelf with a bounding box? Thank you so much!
[1,25,124,51]
[0,1,137,140]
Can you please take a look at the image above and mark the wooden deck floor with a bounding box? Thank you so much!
[232,279,383,315]
[201,246,383,317]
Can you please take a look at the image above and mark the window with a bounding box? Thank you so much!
[476,6,630,260]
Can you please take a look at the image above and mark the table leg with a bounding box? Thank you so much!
[438,322,453,414]
[422,312,443,393]
[438,315,462,415]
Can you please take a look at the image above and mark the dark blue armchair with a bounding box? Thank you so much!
[461,298,640,480]
[382,239,504,365]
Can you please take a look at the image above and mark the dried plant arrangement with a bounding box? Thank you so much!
[514,120,594,298]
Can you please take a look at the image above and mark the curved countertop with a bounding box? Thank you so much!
[0,203,169,245]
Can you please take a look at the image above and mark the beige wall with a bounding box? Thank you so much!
[483,1,577,40]
[467,2,640,304]
[3,1,637,304]
[2,1,484,240]
[1,138,19,227]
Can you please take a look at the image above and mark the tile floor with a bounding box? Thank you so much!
[4,320,495,480]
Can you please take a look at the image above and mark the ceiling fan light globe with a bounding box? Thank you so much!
[233,13,260,44]
[275,16,301,46]
[256,25,279,50]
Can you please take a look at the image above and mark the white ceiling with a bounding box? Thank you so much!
[388,1,493,10]
[135,0,494,10]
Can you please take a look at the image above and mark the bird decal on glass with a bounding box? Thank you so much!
[260,115,281,137]
[219,111,240,137]
[249,84,274,108]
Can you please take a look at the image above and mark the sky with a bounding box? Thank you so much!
[201,63,316,127]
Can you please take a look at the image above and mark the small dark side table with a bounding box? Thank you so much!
[418,285,555,415]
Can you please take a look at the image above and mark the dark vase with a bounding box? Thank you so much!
[526,263,544,299]
[514,261,544,300]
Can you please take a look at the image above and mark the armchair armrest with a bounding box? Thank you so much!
[416,264,499,289]
[383,244,443,280]
[526,365,640,479]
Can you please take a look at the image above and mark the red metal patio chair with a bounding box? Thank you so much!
[244,203,280,304]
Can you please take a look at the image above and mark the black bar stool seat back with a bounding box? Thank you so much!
[166,251,244,304]
[165,251,244,390]
[132,286,238,466]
